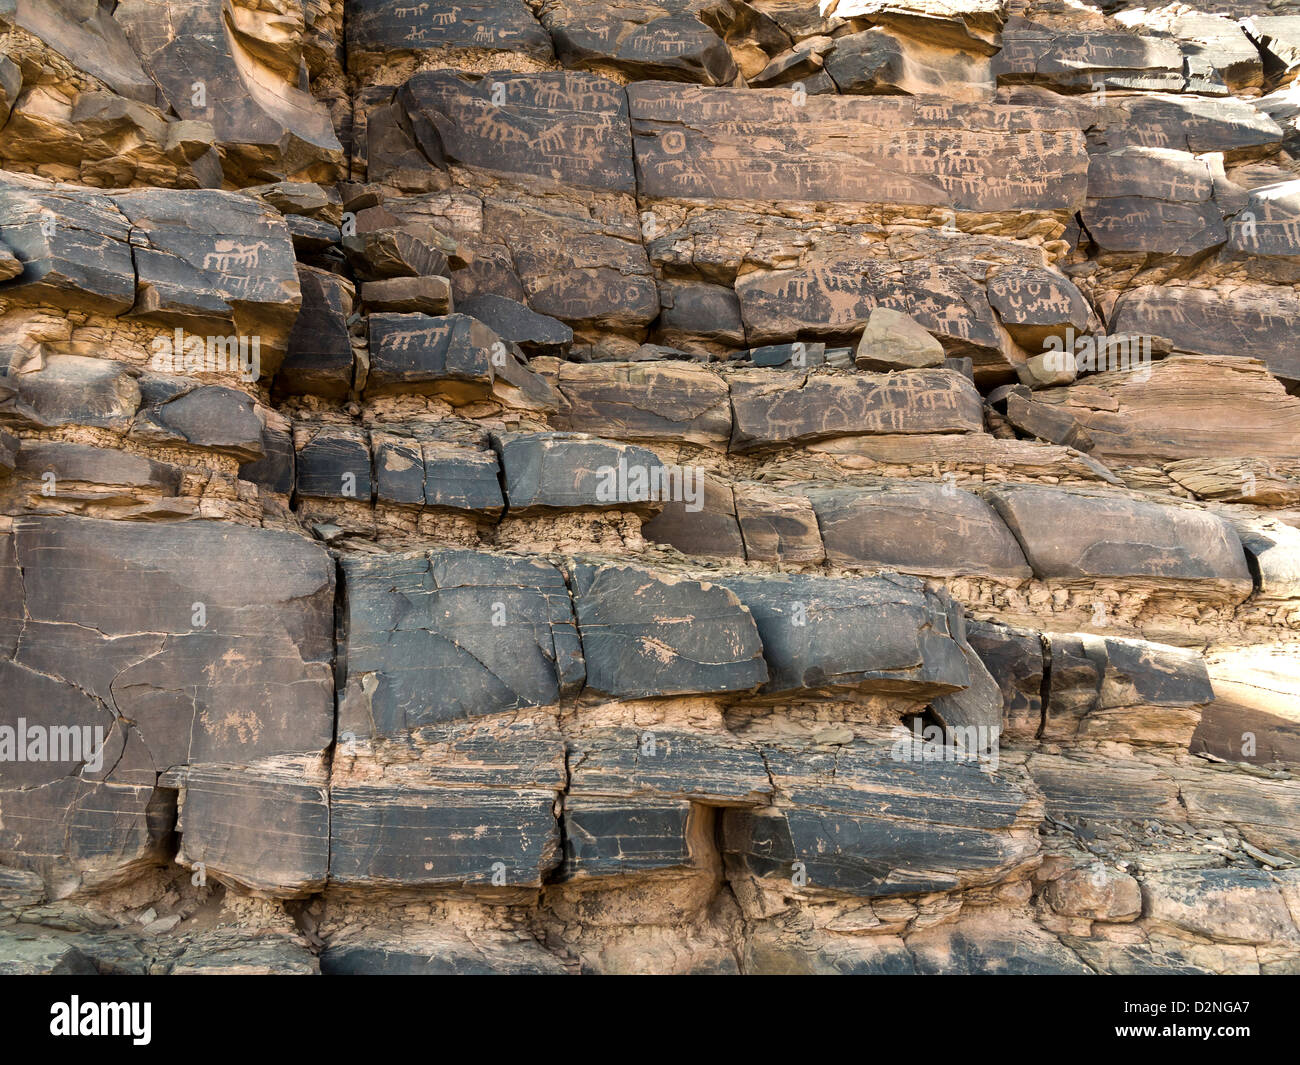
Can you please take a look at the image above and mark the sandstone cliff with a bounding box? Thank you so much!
[0,0,1299,975]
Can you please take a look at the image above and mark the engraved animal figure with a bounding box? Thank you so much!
[202,241,264,272]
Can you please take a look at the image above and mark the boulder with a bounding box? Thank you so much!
[459,294,573,357]
[361,276,453,316]
[966,620,1044,738]
[1244,17,1300,86]
[165,767,329,896]
[395,70,635,193]
[824,26,993,101]
[567,728,773,805]
[277,266,355,399]
[558,799,697,880]
[1143,869,1300,946]
[640,473,746,559]
[1002,356,1300,465]
[541,1,738,85]
[366,312,561,410]
[1111,285,1300,388]
[0,516,334,894]
[994,19,1187,94]
[734,487,825,563]
[8,355,140,431]
[342,226,451,281]
[854,307,945,371]
[295,426,372,502]
[1044,866,1142,921]
[320,936,565,975]
[329,784,561,888]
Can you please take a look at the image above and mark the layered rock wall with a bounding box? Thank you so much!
[1,0,1299,974]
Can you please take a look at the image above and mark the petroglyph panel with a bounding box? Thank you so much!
[1110,286,1300,387]
[348,0,555,68]
[396,70,636,192]
[730,368,984,450]
[629,84,1088,213]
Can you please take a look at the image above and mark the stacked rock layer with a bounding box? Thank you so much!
[1,0,1299,974]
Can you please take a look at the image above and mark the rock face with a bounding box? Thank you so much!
[808,483,1032,579]
[716,573,983,701]
[985,485,1253,595]
[2,0,1299,979]
[724,743,1040,900]
[629,85,1087,212]
[729,368,984,450]
[570,564,768,698]
[0,517,334,896]
[0,174,302,369]
[1110,288,1300,388]
[338,550,584,734]
[115,0,344,185]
